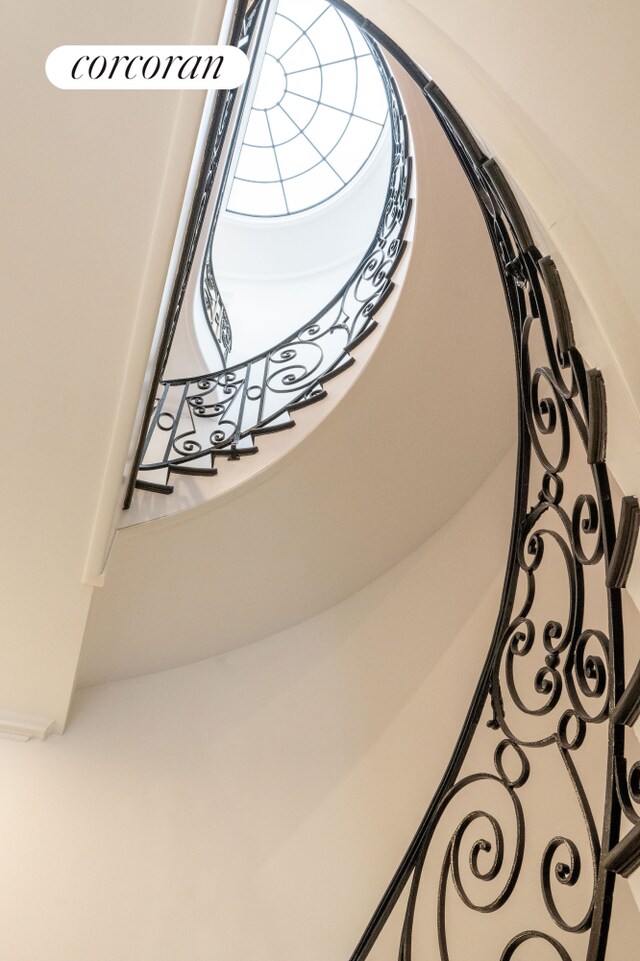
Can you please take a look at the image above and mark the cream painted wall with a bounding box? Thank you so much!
[0,453,515,960]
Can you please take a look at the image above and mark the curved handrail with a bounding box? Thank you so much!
[133,43,411,491]
[325,6,640,961]
[199,0,270,363]
[123,0,272,508]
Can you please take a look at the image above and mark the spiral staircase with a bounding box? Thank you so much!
[2,0,640,958]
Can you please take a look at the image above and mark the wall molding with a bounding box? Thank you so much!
[0,712,55,742]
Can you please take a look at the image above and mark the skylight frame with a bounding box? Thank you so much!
[226,0,390,219]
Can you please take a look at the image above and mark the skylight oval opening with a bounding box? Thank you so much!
[227,0,389,218]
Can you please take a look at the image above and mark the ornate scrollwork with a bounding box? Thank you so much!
[501,931,573,960]
[321,9,640,961]
[136,41,411,486]
[198,1,272,363]
[126,1,640,955]
[201,258,233,361]
[122,0,273,506]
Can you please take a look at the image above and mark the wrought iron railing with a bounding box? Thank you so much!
[123,0,640,952]
[322,6,640,960]
[199,0,268,362]
[127,40,411,498]
[123,0,273,507]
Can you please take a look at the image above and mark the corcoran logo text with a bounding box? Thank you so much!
[46,46,249,90]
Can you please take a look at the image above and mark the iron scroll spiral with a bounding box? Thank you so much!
[324,5,640,961]
[135,41,411,488]
[125,0,640,954]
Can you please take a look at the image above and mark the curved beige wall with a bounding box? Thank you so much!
[0,453,514,960]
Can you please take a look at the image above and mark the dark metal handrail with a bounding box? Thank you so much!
[326,5,640,960]
[121,1,640,954]
[123,0,271,509]
[129,39,411,496]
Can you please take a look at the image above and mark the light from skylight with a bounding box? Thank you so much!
[227,0,389,218]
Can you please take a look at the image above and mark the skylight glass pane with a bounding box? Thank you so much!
[285,66,322,103]
[227,0,389,218]
[279,36,319,74]
[267,15,300,59]
[279,93,316,130]
[228,178,287,217]
[235,144,280,183]
[244,110,272,148]
[252,54,286,111]
[276,136,321,179]
[268,105,300,145]
[317,60,357,114]
[307,11,355,62]
[353,56,388,124]
[327,116,380,181]
[277,0,329,31]
[283,163,342,212]
[302,103,349,157]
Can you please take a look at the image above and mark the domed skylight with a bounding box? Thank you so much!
[227,0,389,218]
